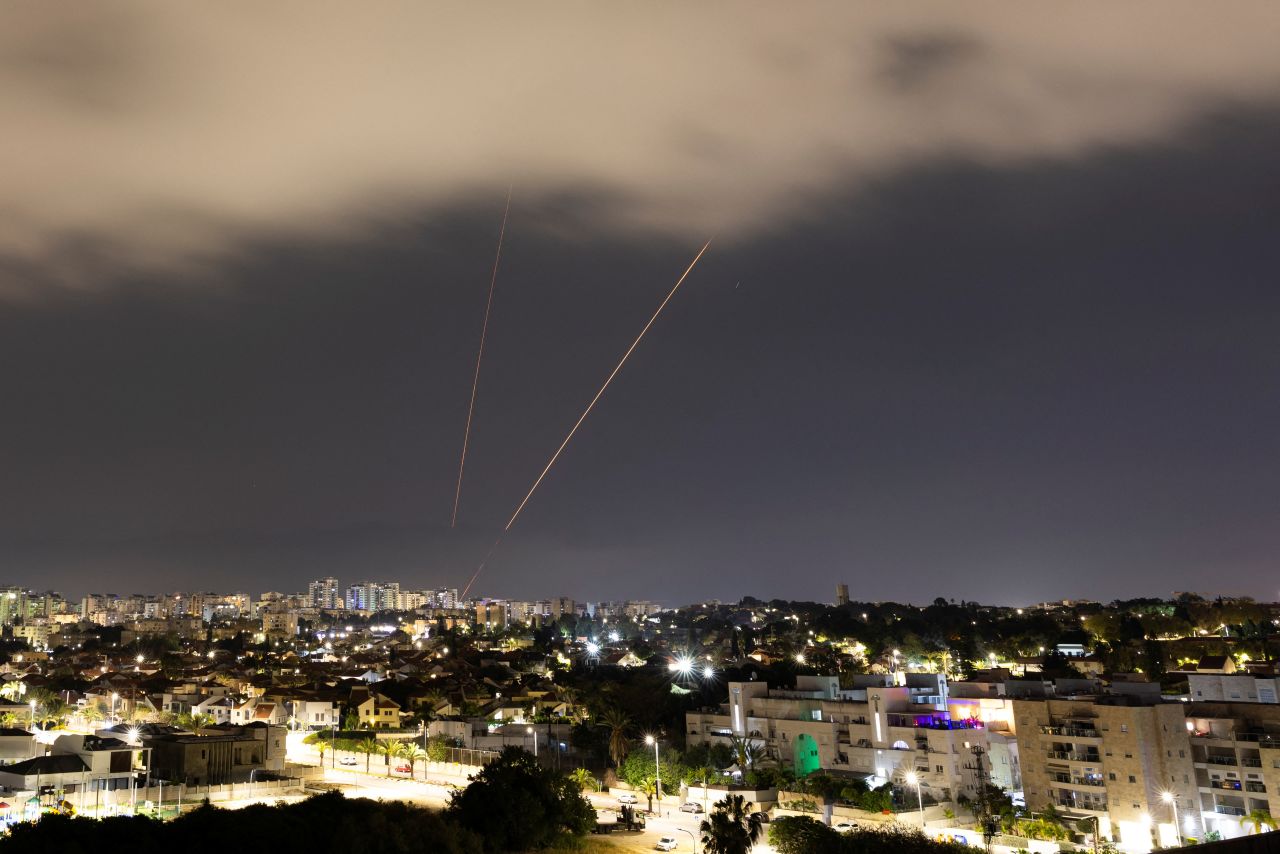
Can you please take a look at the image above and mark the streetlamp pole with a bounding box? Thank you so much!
[527,725,537,758]
[1163,792,1183,847]
[906,772,924,827]
[646,735,661,815]
[678,827,698,854]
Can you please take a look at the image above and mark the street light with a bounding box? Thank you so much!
[905,771,924,827]
[29,699,36,731]
[1162,792,1183,847]
[645,734,660,815]
[527,725,537,758]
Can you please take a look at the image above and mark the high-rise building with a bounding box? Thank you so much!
[308,577,340,610]
[836,583,849,606]
[0,588,28,625]
[345,581,400,612]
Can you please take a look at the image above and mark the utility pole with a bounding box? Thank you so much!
[965,745,996,854]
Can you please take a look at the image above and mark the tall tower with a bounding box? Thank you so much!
[836,583,849,606]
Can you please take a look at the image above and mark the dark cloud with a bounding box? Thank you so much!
[3,3,1280,291]
[2,100,1278,603]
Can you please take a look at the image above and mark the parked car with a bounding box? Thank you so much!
[338,756,358,766]
[655,837,678,851]
[616,793,639,804]
[834,821,857,832]
[394,764,412,774]
[679,802,703,814]
[749,810,771,823]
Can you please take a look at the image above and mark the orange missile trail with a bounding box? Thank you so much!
[460,535,503,600]
[451,187,511,528]
[504,238,712,532]
[459,239,712,599]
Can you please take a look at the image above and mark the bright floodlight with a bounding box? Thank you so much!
[905,772,918,786]
[645,734,655,745]
[608,631,620,642]
[585,641,600,655]
[702,665,715,680]
[127,727,140,743]
[675,656,694,675]
[1161,791,1174,803]
[794,653,806,664]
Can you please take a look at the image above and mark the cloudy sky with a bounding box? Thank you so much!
[3,3,1279,604]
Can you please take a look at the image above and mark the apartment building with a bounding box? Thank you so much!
[1184,702,1280,840]
[687,675,993,804]
[308,577,341,610]
[1014,695,1198,849]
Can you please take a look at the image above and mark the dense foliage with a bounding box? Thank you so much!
[0,791,481,854]
[769,817,974,854]
[1,749,597,854]
[448,746,596,852]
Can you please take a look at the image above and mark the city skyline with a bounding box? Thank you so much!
[4,4,1280,603]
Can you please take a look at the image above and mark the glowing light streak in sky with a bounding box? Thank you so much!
[451,187,512,528]
[459,239,712,598]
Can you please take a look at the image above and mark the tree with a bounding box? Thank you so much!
[598,707,631,767]
[728,734,764,769]
[315,739,329,766]
[378,739,405,775]
[426,736,449,762]
[1240,809,1277,835]
[692,764,718,811]
[448,747,594,851]
[769,816,836,854]
[404,745,428,778]
[700,794,765,854]
[356,737,378,774]
[568,767,598,792]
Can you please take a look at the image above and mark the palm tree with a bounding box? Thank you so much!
[692,764,718,811]
[404,745,428,779]
[557,686,581,720]
[0,681,25,702]
[356,737,378,774]
[700,794,765,854]
[598,707,631,767]
[378,739,405,776]
[727,735,763,770]
[316,739,329,766]
[569,767,597,792]
[38,698,71,728]
[1240,809,1277,835]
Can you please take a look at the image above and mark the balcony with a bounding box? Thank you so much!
[1247,783,1267,793]
[1048,751,1101,763]
[1210,781,1243,792]
[1242,757,1263,768]
[1215,805,1247,817]
[1040,725,1100,738]
[1204,755,1238,766]
[1052,774,1105,788]
[888,712,983,731]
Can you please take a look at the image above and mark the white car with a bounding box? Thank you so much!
[834,821,857,832]
[338,756,358,767]
[616,793,639,804]
[655,837,678,851]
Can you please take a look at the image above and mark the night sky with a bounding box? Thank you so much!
[3,4,1280,604]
